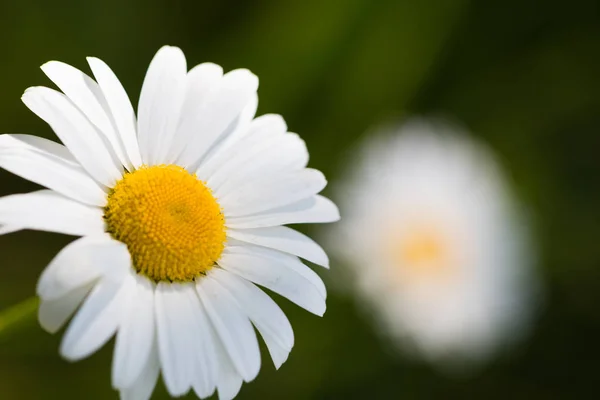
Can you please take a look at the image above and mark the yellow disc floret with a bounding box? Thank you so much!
[104,165,226,282]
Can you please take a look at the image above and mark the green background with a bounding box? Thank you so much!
[1,0,599,398]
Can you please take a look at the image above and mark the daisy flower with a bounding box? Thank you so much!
[0,46,339,399]
[327,118,536,367]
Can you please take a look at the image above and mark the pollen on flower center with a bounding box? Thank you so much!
[104,165,226,282]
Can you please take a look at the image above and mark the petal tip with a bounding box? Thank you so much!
[58,344,80,362]
[156,45,185,58]
[40,60,61,71]
[21,86,36,99]
[315,305,327,317]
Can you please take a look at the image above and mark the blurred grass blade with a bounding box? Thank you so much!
[0,297,38,338]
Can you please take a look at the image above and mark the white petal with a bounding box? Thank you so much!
[3,131,73,158]
[40,61,131,169]
[137,46,187,165]
[244,113,287,137]
[154,282,194,396]
[227,226,329,267]
[218,244,326,316]
[223,242,326,298]
[176,68,259,170]
[210,92,258,154]
[212,326,243,400]
[0,225,20,235]
[226,195,340,229]
[120,341,160,400]
[154,282,217,399]
[87,57,142,169]
[37,235,125,301]
[0,190,105,236]
[262,341,290,370]
[38,283,94,334]
[112,274,155,390]
[188,289,218,399]
[217,370,243,400]
[196,276,261,382]
[198,114,287,183]
[212,132,308,197]
[191,92,259,171]
[210,269,294,369]
[220,168,327,217]
[166,62,223,163]
[0,134,107,206]
[60,272,136,361]
[21,86,123,186]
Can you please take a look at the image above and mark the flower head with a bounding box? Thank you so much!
[0,46,339,399]
[327,118,537,367]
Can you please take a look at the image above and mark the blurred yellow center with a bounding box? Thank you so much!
[388,225,452,281]
[104,165,226,282]
[401,230,446,266]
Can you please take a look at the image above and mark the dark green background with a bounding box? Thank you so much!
[1,0,599,398]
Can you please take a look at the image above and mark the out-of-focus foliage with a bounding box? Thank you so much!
[0,0,599,398]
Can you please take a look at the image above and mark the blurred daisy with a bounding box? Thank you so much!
[328,118,536,367]
[0,46,338,399]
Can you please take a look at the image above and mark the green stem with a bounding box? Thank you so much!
[0,297,39,338]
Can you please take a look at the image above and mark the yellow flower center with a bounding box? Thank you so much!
[400,229,446,267]
[104,165,226,282]
[386,222,454,283]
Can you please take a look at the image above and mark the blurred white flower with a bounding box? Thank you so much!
[328,118,538,368]
[0,46,339,399]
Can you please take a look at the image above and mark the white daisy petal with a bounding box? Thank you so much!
[226,195,340,229]
[154,282,194,396]
[198,114,287,183]
[112,273,155,390]
[261,341,291,371]
[60,271,136,361]
[137,46,187,165]
[212,132,308,197]
[120,340,160,400]
[224,242,325,298]
[176,68,259,170]
[188,288,217,398]
[196,275,261,382]
[211,268,294,369]
[87,56,142,169]
[21,86,123,186]
[244,113,287,139]
[217,368,243,400]
[187,93,259,175]
[40,61,131,169]
[37,235,124,301]
[155,282,218,399]
[218,244,326,316]
[38,283,94,334]
[227,226,329,268]
[0,190,105,236]
[212,326,244,400]
[166,62,223,163]
[0,134,107,206]
[0,225,20,235]
[220,168,327,217]
[3,131,73,158]
[209,92,259,154]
